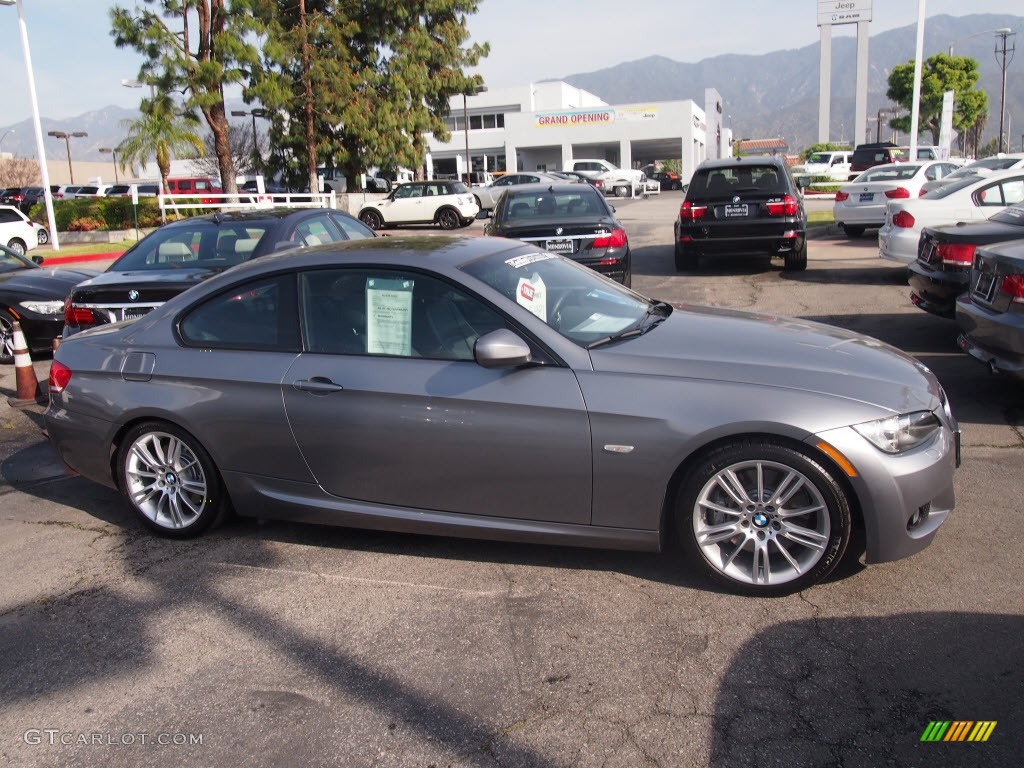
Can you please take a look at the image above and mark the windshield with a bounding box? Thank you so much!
[806,153,831,164]
[460,249,664,347]
[0,246,35,272]
[111,219,272,272]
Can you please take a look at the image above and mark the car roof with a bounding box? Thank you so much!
[157,208,335,230]
[505,182,602,195]
[695,157,789,171]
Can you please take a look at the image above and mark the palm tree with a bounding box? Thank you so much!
[116,94,206,194]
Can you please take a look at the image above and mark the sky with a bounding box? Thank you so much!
[0,0,1020,127]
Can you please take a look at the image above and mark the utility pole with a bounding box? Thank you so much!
[995,30,1016,153]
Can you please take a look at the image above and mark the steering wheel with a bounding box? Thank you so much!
[549,289,574,331]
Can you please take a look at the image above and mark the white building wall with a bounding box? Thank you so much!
[427,82,709,183]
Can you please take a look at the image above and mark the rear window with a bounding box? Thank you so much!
[505,188,608,217]
[861,165,922,182]
[688,166,788,199]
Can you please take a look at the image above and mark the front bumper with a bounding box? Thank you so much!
[809,419,958,564]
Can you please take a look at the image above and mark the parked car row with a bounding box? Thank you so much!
[830,156,1024,383]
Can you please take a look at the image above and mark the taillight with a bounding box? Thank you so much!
[64,296,95,326]
[1001,274,1024,304]
[679,200,707,221]
[593,228,627,248]
[835,191,849,202]
[892,211,916,228]
[936,242,976,267]
[592,179,604,189]
[49,361,72,394]
[766,194,798,216]
[884,187,911,199]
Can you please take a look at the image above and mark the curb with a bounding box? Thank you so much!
[38,251,125,265]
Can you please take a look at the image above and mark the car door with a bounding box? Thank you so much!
[282,266,593,524]
[384,183,425,222]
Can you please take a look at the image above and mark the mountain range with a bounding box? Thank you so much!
[1,12,1021,163]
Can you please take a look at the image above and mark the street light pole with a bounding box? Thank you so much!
[99,148,119,184]
[0,0,60,250]
[47,131,87,185]
[994,30,1016,154]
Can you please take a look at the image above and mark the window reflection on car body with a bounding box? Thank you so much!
[585,300,671,349]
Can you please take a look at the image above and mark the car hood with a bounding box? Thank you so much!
[589,305,939,414]
[0,267,99,298]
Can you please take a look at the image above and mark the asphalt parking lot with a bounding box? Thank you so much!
[1,192,1021,767]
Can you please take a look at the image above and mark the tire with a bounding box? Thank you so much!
[37,228,49,245]
[359,209,384,230]
[674,241,698,271]
[843,225,865,238]
[437,207,460,230]
[117,421,228,539]
[0,309,16,365]
[6,238,26,256]
[784,239,808,271]
[614,185,629,198]
[672,182,682,191]
[675,440,851,596]
[473,195,482,210]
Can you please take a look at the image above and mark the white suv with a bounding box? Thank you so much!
[0,205,48,255]
[564,159,646,197]
[798,150,852,180]
[358,180,479,230]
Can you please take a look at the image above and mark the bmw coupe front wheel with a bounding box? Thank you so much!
[117,422,227,538]
[676,440,851,596]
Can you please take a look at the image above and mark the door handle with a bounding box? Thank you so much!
[293,377,345,394]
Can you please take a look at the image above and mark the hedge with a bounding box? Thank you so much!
[28,197,170,231]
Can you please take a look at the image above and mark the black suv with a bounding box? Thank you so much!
[673,157,807,272]
[63,208,375,336]
[848,142,908,178]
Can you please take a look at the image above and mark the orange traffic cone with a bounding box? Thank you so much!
[8,320,45,408]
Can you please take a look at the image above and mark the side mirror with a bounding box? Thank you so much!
[32,255,44,265]
[474,329,533,369]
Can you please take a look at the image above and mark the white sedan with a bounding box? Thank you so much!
[879,168,1024,264]
[833,161,960,238]
[0,205,48,255]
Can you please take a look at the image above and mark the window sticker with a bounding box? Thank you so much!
[505,251,557,269]
[366,277,413,356]
[516,273,547,322]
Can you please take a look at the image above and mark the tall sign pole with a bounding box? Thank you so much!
[817,1,873,146]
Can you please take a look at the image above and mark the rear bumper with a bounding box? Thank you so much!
[879,226,918,264]
[907,262,968,318]
[675,230,806,258]
[955,295,1024,378]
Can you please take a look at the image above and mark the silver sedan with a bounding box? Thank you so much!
[44,237,959,596]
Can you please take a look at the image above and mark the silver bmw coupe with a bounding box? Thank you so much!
[44,236,959,596]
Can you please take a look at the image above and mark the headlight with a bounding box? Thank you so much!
[20,300,64,316]
[852,411,941,454]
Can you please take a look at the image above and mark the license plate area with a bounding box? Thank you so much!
[122,308,151,321]
[723,204,748,218]
[974,271,997,302]
[545,239,574,254]
[859,192,874,202]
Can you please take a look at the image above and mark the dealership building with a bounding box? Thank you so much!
[425,81,731,183]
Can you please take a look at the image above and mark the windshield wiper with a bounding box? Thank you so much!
[586,300,672,349]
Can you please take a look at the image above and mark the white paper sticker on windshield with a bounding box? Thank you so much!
[366,277,413,356]
[505,251,557,269]
[516,274,547,322]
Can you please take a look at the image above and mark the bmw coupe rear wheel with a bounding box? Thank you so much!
[118,422,226,538]
[676,440,850,596]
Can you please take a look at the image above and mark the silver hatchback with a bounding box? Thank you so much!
[45,236,959,596]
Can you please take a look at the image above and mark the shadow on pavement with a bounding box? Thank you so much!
[710,613,1024,767]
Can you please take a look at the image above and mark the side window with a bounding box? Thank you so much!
[292,214,341,247]
[0,210,19,223]
[180,181,193,193]
[300,269,509,360]
[977,183,1002,206]
[495,176,515,187]
[1001,180,1024,206]
[327,212,375,240]
[180,273,299,350]
[195,181,210,191]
